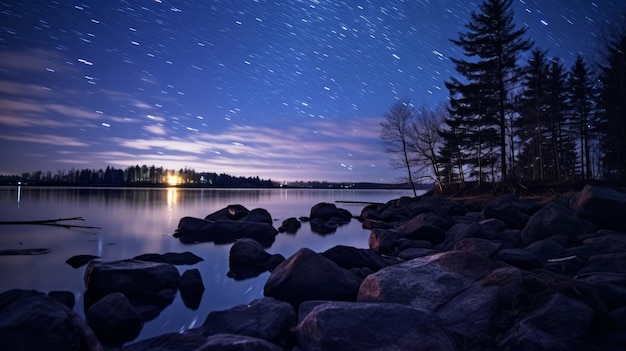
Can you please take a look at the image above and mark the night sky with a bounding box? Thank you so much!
[1,1,624,182]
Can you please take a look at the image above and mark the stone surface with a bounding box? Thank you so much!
[0,289,102,350]
[189,297,295,343]
[124,332,207,351]
[175,217,278,247]
[569,185,626,230]
[86,292,143,347]
[357,251,499,310]
[278,217,301,233]
[520,201,591,245]
[133,251,203,265]
[179,268,205,309]
[228,238,285,280]
[321,245,400,271]
[66,254,100,268]
[196,334,282,351]
[294,301,455,351]
[264,248,362,305]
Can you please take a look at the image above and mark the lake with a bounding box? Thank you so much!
[0,186,418,344]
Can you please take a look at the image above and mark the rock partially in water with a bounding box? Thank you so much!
[133,251,203,265]
[228,238,285,280]
[66,254,100,268]
[175,217,278,247]
[179,268,205,310]
[86,292,143,347]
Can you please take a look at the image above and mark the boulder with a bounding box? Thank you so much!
[436,267,525,348]
[357,251,499,310]
[481,200,531,230]
[47,290,75,309]
[309,217,339,235]
[576,253,626,275]
[310,202,353,223]
[278,217,301,233]
[397,247,437,260]
[179,269,205,309]
[525,238,568,261]
[86,292,143,347]
[496,248,543,270]
[84,259,180,310]
[582,230,626,253]
[499,292,595,351]
[0,289,102,351]
[228,238,285,280]
[124,332,207,351]
[569,185,626,230]
[294,301,455,351]
[368,228,402,255]
[578,273,626,309]
[443,222,483,249]
[66,254,100,268]
[196,334,282,351]
[175,218,278,247]
[205,204,250,221]
[321,245,401,271]
[520,201,593,245]
[264,248,363,305]
[453,237,502,258]
[133,251,203,265]
[241,208,273,225]
[189,297,295,343]
[84,259,180,298]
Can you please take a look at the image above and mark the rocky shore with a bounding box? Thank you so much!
[1,184,625,350]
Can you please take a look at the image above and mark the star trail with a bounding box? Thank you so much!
[0,0,623,182]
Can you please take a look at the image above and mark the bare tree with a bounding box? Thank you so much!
[381,100,418,197]
[409,105,445,191]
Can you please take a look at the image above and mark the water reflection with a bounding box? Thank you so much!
[0,186,416,343]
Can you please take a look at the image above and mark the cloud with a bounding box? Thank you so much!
[143,124,167,135]
[0,133,89,147]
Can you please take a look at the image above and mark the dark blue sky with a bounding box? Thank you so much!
[1,0,624,182]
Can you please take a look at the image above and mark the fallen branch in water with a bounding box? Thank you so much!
[0,217,101,229]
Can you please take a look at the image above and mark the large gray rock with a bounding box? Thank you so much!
[196,334,282,351]
[368,228,403,255]
[124,332,207,351]
[189,297,295,343]
[84,259,180,304]
[205,204,250,221]
[357,251,499,310]
[0,289,102,351]
[86,292,143,347]
[228,239,285,280]
[499,292,595,351]
[264,248,362,305]
[321,245,401,271]
[520,202,592,245]
[481,197,531,230]
[294,301,455,351]
[569,185,626,230]
[179,268,205,309]
[133,251,203,265]
[436,267,525,348]
[175,217,279,247]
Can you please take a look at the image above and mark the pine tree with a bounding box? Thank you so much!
[545,58,571,182]
[568,55,596,180]
[445,0,532,182]
[597,25,626,181]
[517,49,549,182]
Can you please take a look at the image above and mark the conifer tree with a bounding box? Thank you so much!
[597,24,626,181]
[568,55,596,180]
[445,0,532,182]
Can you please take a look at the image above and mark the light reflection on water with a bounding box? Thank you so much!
[0,186,417,343]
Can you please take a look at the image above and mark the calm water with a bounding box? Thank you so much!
[0,186,416,343]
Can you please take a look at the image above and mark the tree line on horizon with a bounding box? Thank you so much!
[2,165,275,188]
[382,0,626,196]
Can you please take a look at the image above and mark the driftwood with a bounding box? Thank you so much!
[0,217,101,229]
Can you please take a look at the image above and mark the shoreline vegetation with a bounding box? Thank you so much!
[0,165,421,190]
